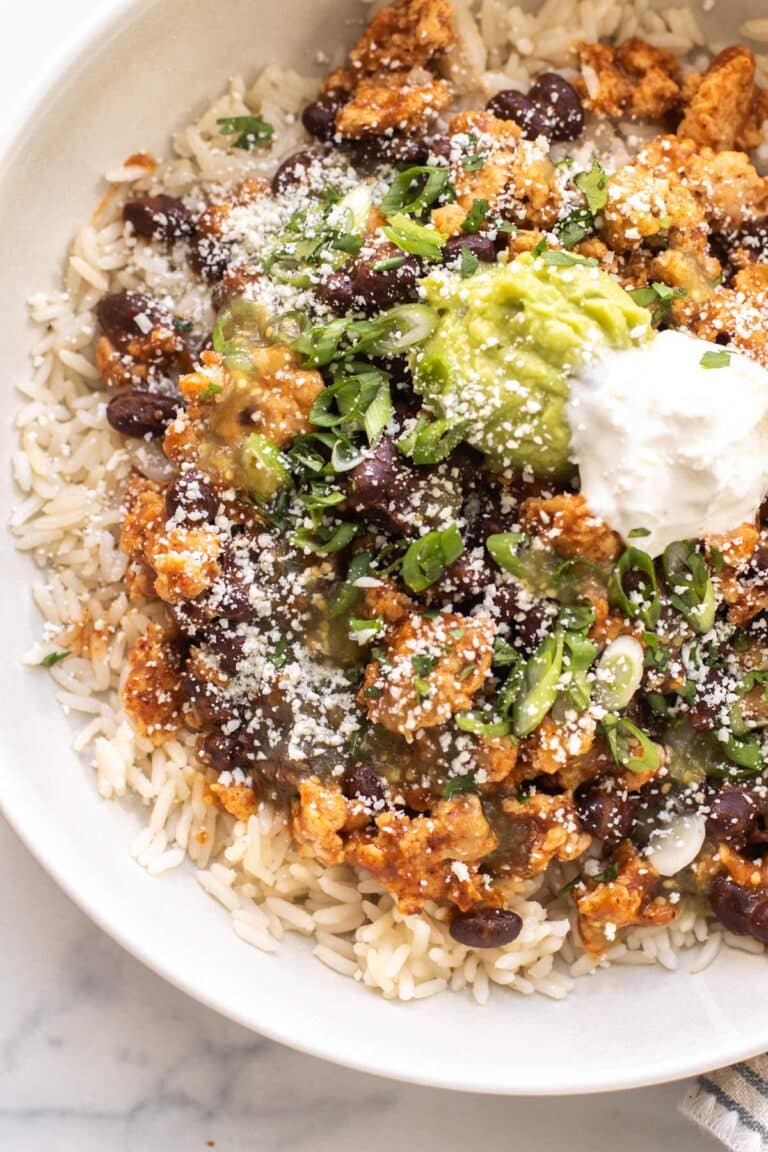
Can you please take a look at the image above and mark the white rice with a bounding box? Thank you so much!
[12,0,767,1002]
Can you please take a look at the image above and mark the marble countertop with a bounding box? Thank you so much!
[2,2,720,1147]
[0,816,716,1151]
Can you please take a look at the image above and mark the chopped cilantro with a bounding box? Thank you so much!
[39,651,70,668]
[459,245,481,278]
[199,383,223,402]
[172,317,193,333]
[461,198,489,234]
[217,115,274,150]
[573,160,608,214]
[700,349,731,369]
[442,773,478,799]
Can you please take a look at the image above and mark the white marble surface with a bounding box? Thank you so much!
[1,2,722,1148]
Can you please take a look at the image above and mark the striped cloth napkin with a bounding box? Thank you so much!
[681,1058,768,1151]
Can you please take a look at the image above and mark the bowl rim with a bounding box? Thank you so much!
[3,0,768,1096]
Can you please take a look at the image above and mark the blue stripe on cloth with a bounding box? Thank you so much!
[699,1076,768,1143]
[734,1063,768,1103]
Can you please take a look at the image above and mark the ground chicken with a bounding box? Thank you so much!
[500,793,590,879]
[362,579,415,624]
[473,734,519,790]
[336,73,453,137]
[578,38,682,120]
[324,0,454,137]
[122,621,186,743]
[517,714,597,784]
[520,492,621,564]
[359,610,494,737]
[705,522,768,625]
[678,46,760,151]
[691,274,768,370]
[292,777,351,866]
[119,468,222,605]
[345,793,497,913]
[210,782,258,822]
[346,0,455,76]
[432,110,561,233]
[574,841,676,953]
[602,151,709,255]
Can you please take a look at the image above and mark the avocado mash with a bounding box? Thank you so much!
[413,252,652,477]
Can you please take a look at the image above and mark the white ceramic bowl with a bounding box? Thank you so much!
[2,0,768,1096]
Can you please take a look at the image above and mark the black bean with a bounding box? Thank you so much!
[352,255,420,311]
[96,291,155,340]
[301,93,345,142]
[316,270,356,315]
[706,786,757,845]
[710,875,759,935]
[427,135,453,161]
[348,435,420,535]
[486,89,549,139]
[442,233,497,265]
[575,783,635,842]
[106,390,179,439]
[189,235,231,283]
[123,194,193,241]
[342,763,386,806]
[202,623,246,676]
[528,73,584,142]
[449,907,523,948]
[201,730,234,774]
[750,898,768,943]
[346,134,430,168]
[271,149,321,195]
[165,468,219,524]
[185,677,233,725]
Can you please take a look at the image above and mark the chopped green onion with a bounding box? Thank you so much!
[609,546,661,628]
[382,213,448,260]
[531,237,548,257]
[594,635,644,710]
[573,160,608,214]
[602,714,661,774]
[372,255,407,273]
[401,524,464,593]
[364,303,438,356]
[513,630,565,738]
[397,413,469,465]
[267,633,289,668]
[291,521,358,555]
[455,711,512,738]
[662,540,715,633]
[240,433,291,500]
[721,734,763,774]
[461,198,489,234]
[349,616,385,640]
[217,114,274,150]
[381,166,452,217]
[628,527,650,539]
[331,551,372,619]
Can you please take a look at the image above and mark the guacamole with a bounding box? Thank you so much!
[413,253,652,478]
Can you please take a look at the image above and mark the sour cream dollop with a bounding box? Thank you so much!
[567,330,768,557]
